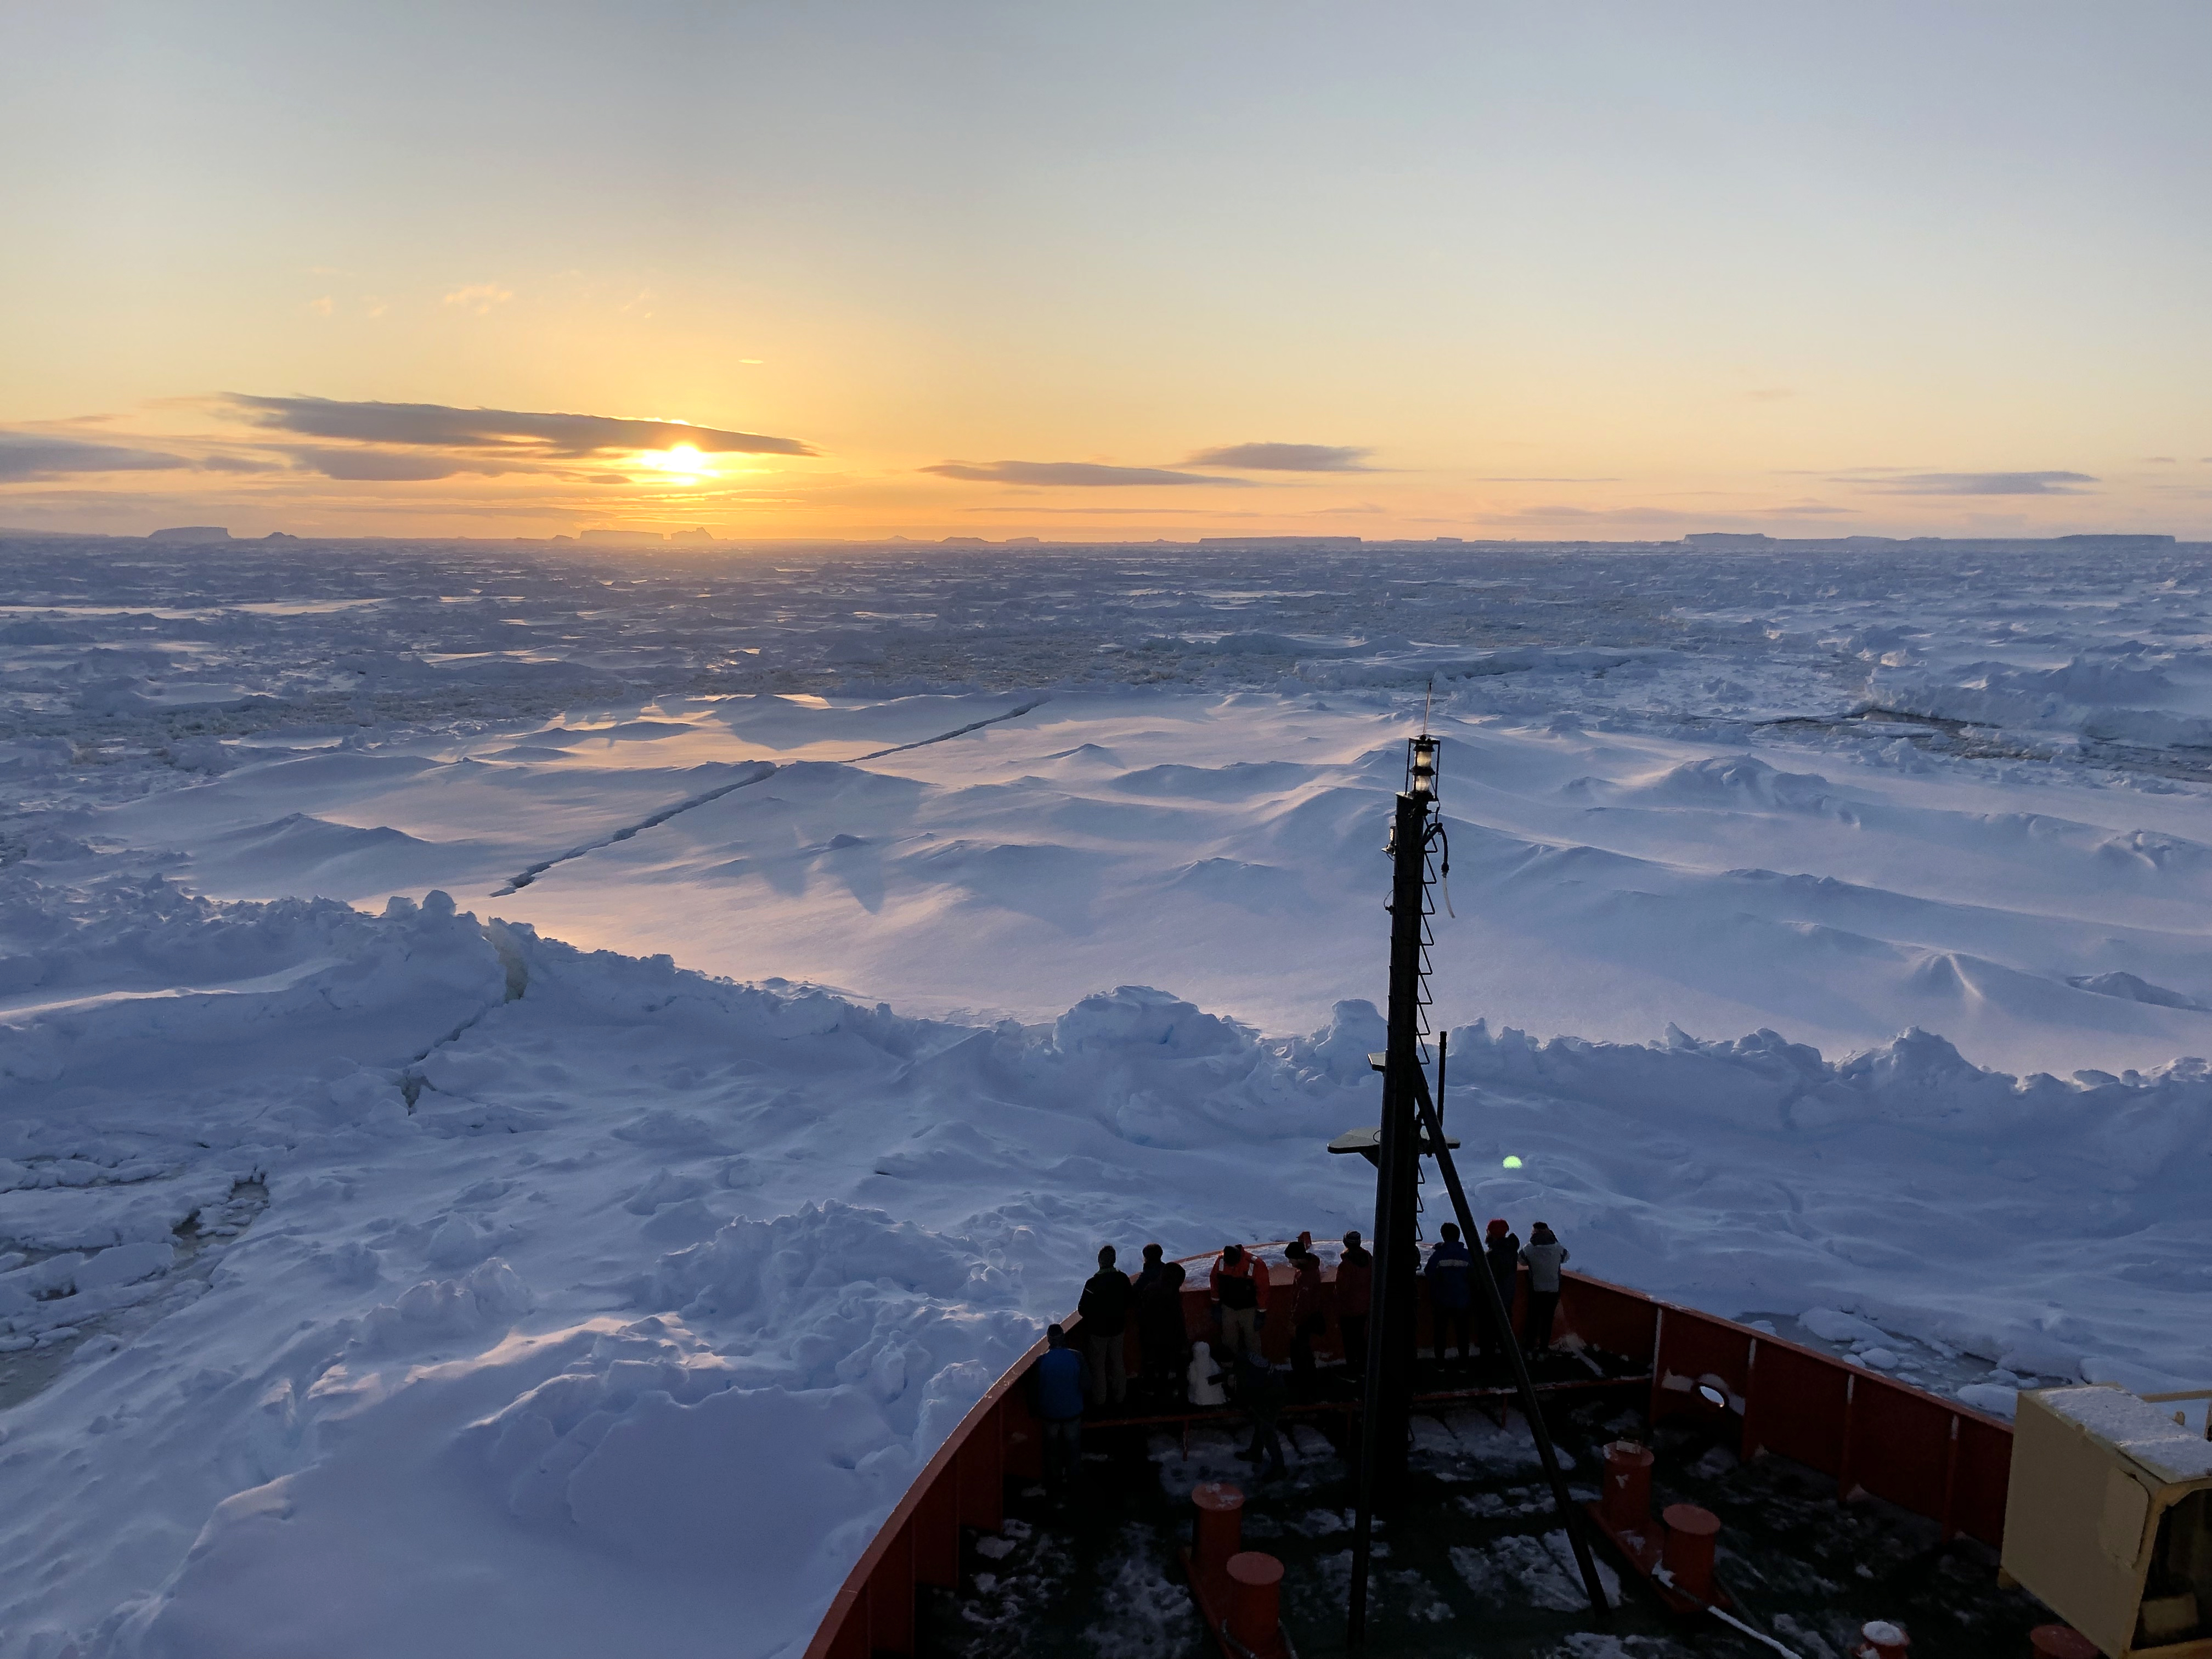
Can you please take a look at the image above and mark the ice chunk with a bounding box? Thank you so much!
[1800,1307,1888,1346]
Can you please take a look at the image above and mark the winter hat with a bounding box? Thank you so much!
[1486,1218,1509,1240]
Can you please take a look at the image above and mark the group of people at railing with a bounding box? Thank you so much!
[1029,1218,1573,1493]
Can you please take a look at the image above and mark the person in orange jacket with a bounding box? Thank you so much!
[1210,1243,1271,1365]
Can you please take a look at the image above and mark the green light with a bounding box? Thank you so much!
[1502,1155,1523,1169]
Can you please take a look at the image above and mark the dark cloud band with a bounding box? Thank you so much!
[923,460,1246,487]
[226,395,814,459]
[0,433,194,482]
[1846,471,2097,496]
[1187,442,1372,472]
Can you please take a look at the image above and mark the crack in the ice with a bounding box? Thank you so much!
[486,698,1048,898]
[393,922,537,1111]
[851,696,1049,760]
[492,761,779,894]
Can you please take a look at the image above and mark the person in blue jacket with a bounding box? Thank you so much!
[1425,1221,1476,1371]
[1030,1324,1088,1495]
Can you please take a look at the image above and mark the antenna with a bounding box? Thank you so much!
[1421,676,1433,734]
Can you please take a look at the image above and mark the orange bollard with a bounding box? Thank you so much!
[1660,1503,1722,1601]
[2029,1628,2099,1659]
[1853,1621,1909,1659]
[1226,1551,1285,1654]
[1192,1481,1245,1576]
[1600,1441,1655,1531]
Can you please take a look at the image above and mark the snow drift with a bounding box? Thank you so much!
[0,866,2205,1656]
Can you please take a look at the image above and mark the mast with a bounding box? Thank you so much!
[1345,731,1438,1650]
[1344,721,1609,1652]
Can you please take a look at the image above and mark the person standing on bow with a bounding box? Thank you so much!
[1210,1243,1271,1369]
[1076,1244,1132,1409]
[1482,1217,1520,1372]
[1335,1230,1373,1382]
[1424,1222,1475,1373]
[1031,1325,1087,1496]
[1284,1240,1325,1396]
[1519,1221,1570,1359]
[1138,1257,1190,1405]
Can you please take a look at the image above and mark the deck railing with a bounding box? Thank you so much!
[802,1255,2013,1658]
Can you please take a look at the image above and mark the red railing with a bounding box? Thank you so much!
[803,1255,2012,1657]
[1561,1273,2014,1546]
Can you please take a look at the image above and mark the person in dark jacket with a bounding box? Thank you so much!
[1132,1242,1167,1301]
[1519,1221,1570,1358]
[1076,1244,1131,1408]
[1234,1350,1288,1479]
[1425,1222,1475,1370]
[1209,1243,1270,1367]
[1128,1243,1166,1399]
[1138,1259,1189,1404]
[1284,1242,1324,1396]
[1482,1218,1520,1369]
[1031,1325,1087,1494]
[1335,1230,1373,1380]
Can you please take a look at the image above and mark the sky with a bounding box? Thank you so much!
[2,2,2208,543]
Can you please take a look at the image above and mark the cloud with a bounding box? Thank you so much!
[1844,471,2097,495]
[0,432,195,482]
[922,460,1246,487]
[1186,442,1372,472]
[281,447,509,482]
[226,395,814,459]
[443,283,514,313]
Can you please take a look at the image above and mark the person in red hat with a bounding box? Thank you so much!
[1483,1218,1520,1372]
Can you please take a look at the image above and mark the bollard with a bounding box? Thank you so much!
[1192,1481,1246,1577]
[1226,1551,1284,1654]
[1854,1621,1909,1659]
[1660,1503,1722,1602]
[2028,1628,2099,1659]
[1600,1440,1656,1531]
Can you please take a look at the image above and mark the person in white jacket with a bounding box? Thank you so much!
[1518,1221,1570,1358]
[1187,1340,1228,1407]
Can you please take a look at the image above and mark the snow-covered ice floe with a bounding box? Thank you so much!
[1,533,2208,1655]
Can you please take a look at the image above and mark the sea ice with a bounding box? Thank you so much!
[1,533,2207,1656]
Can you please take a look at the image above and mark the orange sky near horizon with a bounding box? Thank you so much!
[3,4,2208,543]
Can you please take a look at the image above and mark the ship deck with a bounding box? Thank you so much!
[804,1256,2038,1659]
[917,1348,2050,1658]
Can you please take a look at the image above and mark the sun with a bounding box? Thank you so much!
[635,443,713,482]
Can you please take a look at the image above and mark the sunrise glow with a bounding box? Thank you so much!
[0,7,2203,543]
[634,444,712,482]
